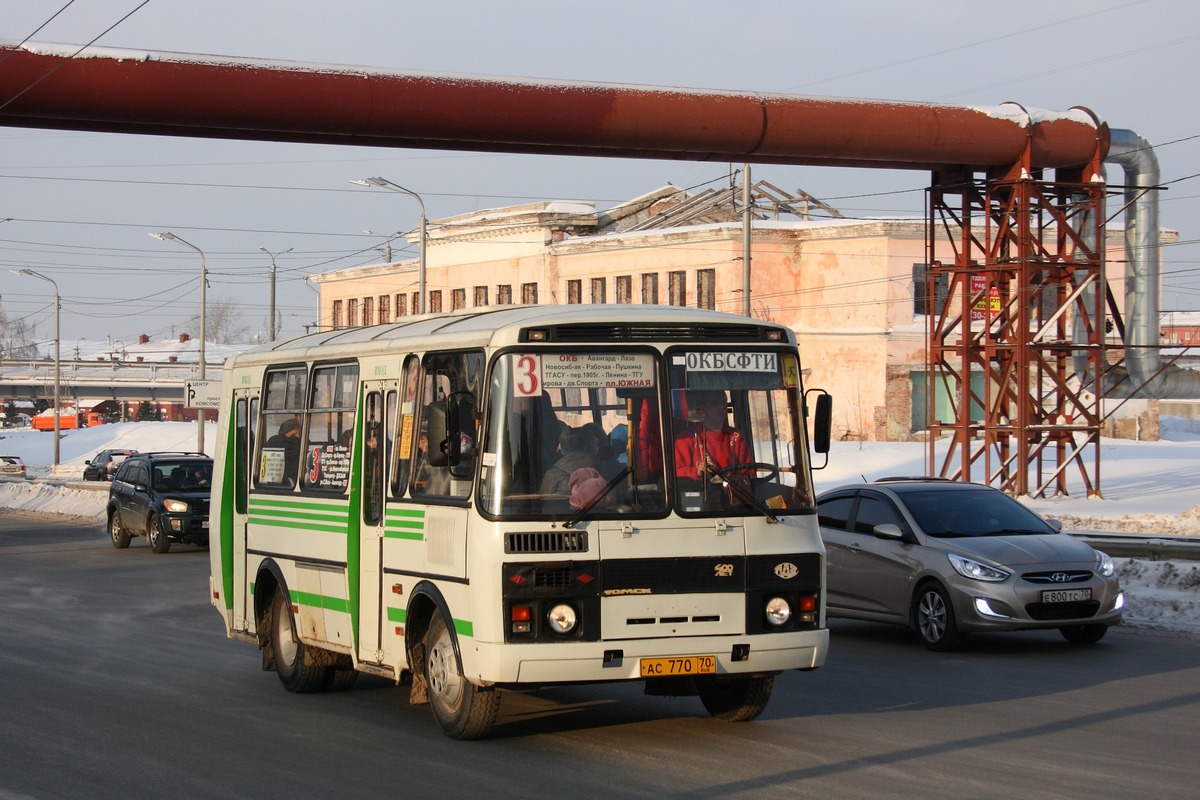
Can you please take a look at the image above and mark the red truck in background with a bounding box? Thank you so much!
[31,410,105,431]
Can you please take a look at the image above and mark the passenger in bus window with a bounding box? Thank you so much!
[265,418,301,484]
[673,390,751,482]
[539,426,603,496]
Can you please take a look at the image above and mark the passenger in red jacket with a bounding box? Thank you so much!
[673,390,752,483]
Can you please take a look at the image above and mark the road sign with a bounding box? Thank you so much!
[185,380,222,409]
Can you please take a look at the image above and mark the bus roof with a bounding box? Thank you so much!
[226,304,795,368]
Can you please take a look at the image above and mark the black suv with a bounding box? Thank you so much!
[83,448,137,481]
[107,452,212,553]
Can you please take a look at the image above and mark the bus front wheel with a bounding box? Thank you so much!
[423,612,500,739]
[696,675,774,721]
[270,589,326,693]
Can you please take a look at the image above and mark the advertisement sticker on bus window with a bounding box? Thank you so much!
[678,352,778,372]
[513,353,655,395]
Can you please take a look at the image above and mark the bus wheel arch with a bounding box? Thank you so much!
[253,560,287,670]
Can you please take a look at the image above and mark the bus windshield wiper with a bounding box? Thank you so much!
[563,467,630,529]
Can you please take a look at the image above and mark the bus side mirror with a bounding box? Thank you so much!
[426,401,450,467]
[805,390,832,468]
[813,392,832,454]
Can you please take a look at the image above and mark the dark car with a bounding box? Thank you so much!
[817,478,1124,650]
[106,452,212,553]
[83,448,137,481]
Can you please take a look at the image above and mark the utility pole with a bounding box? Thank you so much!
[260,247,293,341]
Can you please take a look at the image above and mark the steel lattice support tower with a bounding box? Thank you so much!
[925,155,1107,497]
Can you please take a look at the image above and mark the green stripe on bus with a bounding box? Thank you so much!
[383,607,472,638]
[383,530,423,540]
[248,501,350,513]
[248,517,348,535]
[290,589,351,615]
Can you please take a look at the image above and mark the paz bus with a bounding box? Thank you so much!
[209,304,832,738]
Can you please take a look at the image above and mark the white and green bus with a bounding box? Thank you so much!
[209,304,832,738]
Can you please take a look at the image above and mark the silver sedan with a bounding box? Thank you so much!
[817,479,1124,650]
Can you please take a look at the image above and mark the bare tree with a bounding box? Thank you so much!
[181,296,254,345]
[0,295,38,359]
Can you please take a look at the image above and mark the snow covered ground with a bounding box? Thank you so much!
[1,419,1197,636]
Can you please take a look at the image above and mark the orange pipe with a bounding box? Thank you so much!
[0,42,1106,169]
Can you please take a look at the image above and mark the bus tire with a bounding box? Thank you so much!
[696,675,774,721]
[423,612,500,739]
[148,515,171,554]
[270,589,326,693]
[108,512,131,549]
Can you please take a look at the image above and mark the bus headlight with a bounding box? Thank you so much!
[765,596,792,627]
[546,603,577,634]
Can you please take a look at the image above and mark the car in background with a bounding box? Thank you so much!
[83,448,137,481]
[817,478,1124,650]
[0,455,29,480]
[106,452,212,553]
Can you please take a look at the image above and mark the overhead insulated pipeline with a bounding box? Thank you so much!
[1074,129,1200,399]
[0,40,1104,172]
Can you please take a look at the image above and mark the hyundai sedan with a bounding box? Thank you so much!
[817,478,1124,650]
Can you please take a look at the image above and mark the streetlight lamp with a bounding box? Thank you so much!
[260,246,292,341]
[149,231,207,453]
[11,268,60,466]
[352,177,427,314]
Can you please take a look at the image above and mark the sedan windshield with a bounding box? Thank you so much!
[899,489,1055,538]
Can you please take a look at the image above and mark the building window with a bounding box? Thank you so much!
[616,275,632,304]
[332,299,344,329]
[395,293,407,317]
[497,284,512,305]
[567,279,582,304]
[474,285,489,307]
[641,273,659,305]
[697,269,716,310]
[522,282,538,304]
[362,296,374,326]
[452,288,466,311]
[668,271,686,307]
[913,263,949,316]
[348,298,359,327]
[428,291,442,313]
[412,293,421,316]
[590,277,606,304]
[378,294,391,325]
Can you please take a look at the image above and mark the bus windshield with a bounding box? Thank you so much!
[478,347,814,519]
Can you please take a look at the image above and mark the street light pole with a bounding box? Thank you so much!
[352,177,427,314]
[12,268,60,466]
[260,246,292,341]
[149,232,207,453]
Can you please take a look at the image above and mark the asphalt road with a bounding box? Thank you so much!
[2,513,1197,799]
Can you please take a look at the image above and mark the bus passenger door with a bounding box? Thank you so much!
[357,383,395,664]
[230,390,258,632]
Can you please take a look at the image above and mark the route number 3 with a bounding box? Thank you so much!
[512,354,542,397]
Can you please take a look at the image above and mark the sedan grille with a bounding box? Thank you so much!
[1022,570,1092,584]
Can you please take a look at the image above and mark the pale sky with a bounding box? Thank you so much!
[3,0,1199,345]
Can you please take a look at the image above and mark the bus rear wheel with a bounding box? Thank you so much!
[423,612,499,739]
[696,675,774,721]
[270,589,326,693]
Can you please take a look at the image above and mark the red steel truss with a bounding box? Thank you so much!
[926,154,1107,497]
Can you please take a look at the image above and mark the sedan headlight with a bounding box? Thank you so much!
[1096,550,1115,578]
[948,553,1010,582]
[164,499,190,513]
